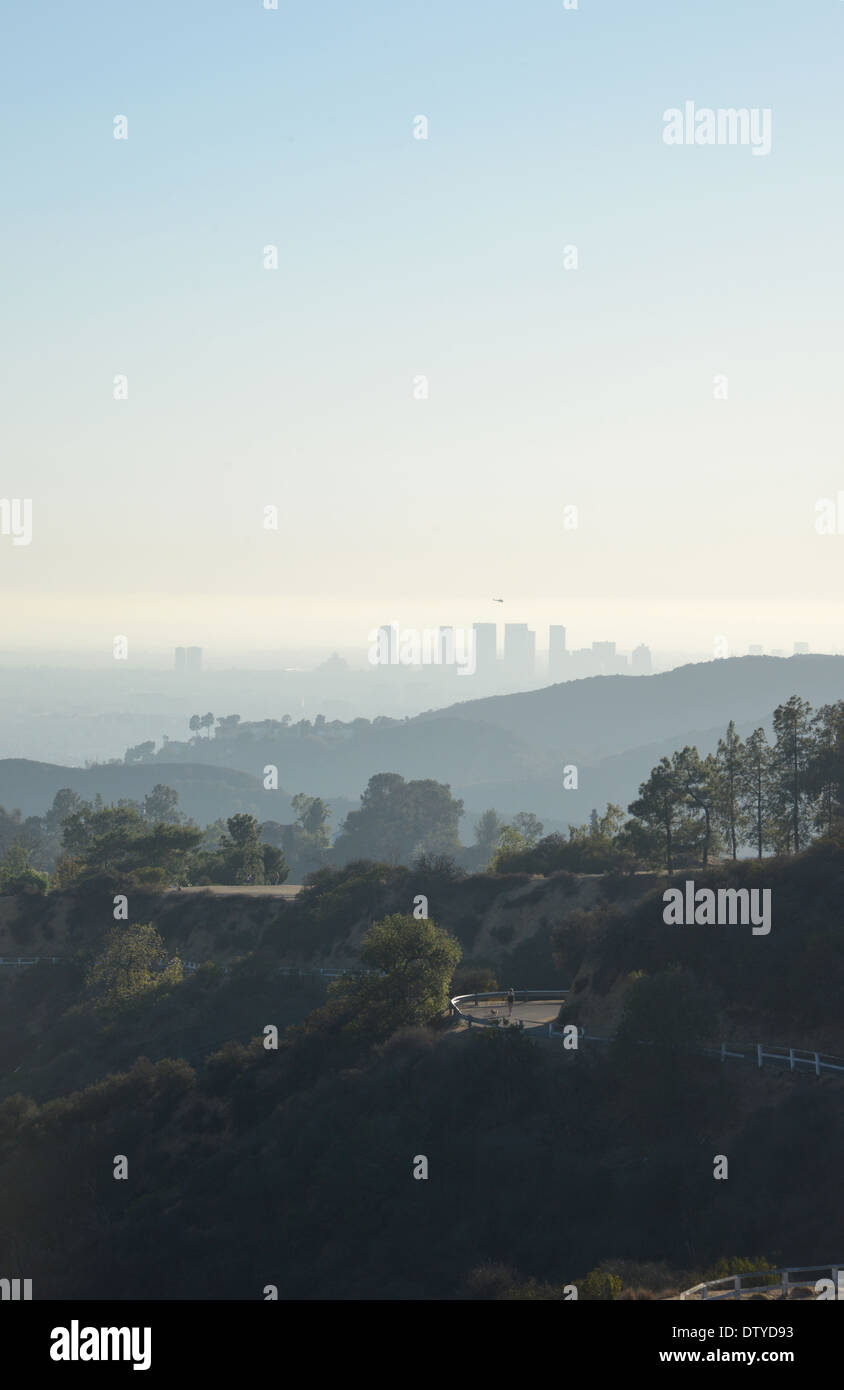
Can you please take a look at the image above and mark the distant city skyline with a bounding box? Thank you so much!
[3,3,844,674]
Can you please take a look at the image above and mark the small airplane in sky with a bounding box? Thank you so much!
[493,597,504,603]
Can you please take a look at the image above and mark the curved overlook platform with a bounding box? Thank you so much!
[450,990,568,1033]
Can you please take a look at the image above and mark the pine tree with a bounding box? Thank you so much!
[770,697,815,853]
[715,720,744,859]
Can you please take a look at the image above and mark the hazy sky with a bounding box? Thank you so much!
[2,0,843,659]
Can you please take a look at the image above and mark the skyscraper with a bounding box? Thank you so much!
[473,623,497,676]
[503,624,535,683]
[631,643,652,675]
[186,647,203,673]
[548,625,567,682]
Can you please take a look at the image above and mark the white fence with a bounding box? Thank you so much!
[0,957,60,967]
[546,1020,844,1078]
[680,1263,843,1300]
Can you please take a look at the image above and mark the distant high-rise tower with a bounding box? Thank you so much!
[548,625,567,682]
[504,624,535,682]
[631,644,652,675]
[473,623,497,675]
[186,647,203,673]
[591,641,616,675]
[174,647,186,672]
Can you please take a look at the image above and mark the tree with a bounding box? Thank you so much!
[511,812,544,847]
[334,774,463,866]
[714,721,744,860]
[291,793,331,849]
[124,741,156,764]
[225,813,265,883]
[85,923,182,1015]
[490,823,528,868]
[473,809,503,865]
[189,715,201,740]
[808,702,844,837]
[327,913,461,1041]
[672,746,720,867]
[628,757,685,872]
[200,712,215,739]
[770,696,814,853]
[738,728,773,859]
[61,801,201,882]
[143,785,181,824]
[0,843,48,895]
[215,714,241,737]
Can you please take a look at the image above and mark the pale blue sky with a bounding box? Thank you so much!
[1,0,843,656]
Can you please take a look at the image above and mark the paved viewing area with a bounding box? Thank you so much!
[451,992,567,1033]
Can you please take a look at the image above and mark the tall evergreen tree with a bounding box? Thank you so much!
[808,702,844,837]
[738,728,772,859]
[672,746,720,867]
[715,720,744,859]
[771,696,815,853]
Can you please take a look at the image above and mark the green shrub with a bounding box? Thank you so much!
[580,1268,623,1301]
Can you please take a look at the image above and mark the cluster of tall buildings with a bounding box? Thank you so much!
[748,642,809,657]
[473,624,652,684]
[371,623,652,684]
[174,647,203,672]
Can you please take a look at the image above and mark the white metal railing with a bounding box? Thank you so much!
[0,957,60,967]
[546,1020,844,1076]
[680,1263,842,1300]
[450,990,569,1027]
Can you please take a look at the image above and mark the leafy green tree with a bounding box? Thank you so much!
[85,923,182,1014]
[326,913,461,1040]
[334,774,463,866]
[143,784,181,824]
[225,813,265,883]
[200,712,215,739]
[628,757,685,872]
[511,812,544,847]
[490,823,528,868]
[291,793,330,843]
[0,843,48,894]
[189,714,201,739]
